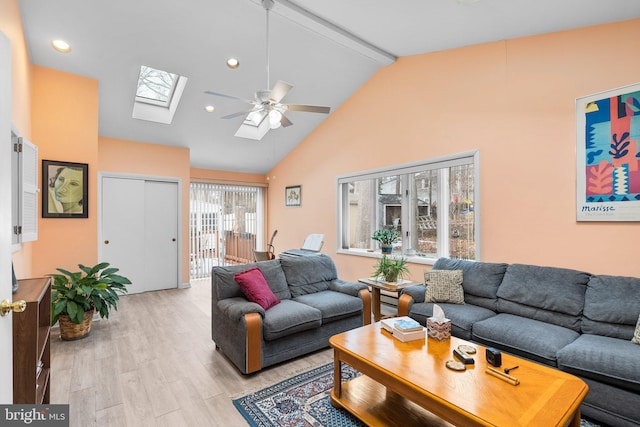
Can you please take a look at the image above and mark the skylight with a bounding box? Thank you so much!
[132,65,188,124]
[135,65,179,107]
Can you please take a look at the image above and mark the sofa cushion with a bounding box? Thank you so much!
[293,290,363,324]
[472,313,580,366]
[262,300,322,341]
[582,275,640,340]
[234,267,280,310]
[408,302,496,341]
[497,264,590,332]
[424,270,464,304]
[280,254,337,297]
[557,334,640,393]
[634,315,640,345]
[255,261,292,300]
[433,258,508,311]
[212,259,290,300]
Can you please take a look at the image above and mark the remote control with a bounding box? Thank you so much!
[453,348,475,364]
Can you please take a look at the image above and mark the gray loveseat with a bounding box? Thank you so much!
[398,258,640,427]
[211,254,371,374]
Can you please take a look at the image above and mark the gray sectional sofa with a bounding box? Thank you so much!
[398,258,640,427]
[211,254,371,374]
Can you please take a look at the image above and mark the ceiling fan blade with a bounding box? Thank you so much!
[280,114,293,127]
[284,104,331,114]
[269,80,293,103]
[221,109,256,120]
[204,90,254,104]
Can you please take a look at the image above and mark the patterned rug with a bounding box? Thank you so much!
[233,362,601,427]
[233,362,364,427]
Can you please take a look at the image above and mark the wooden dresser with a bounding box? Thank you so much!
[12,277,51,404]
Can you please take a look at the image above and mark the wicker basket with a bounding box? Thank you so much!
[59,310,93,341]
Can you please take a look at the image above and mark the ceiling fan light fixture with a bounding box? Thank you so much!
[248,110,264,125]
[204,105,215,113]
[268,109,282,128]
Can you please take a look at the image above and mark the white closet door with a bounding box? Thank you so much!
[101,177,146,293]
[101,176,179,294]
[144,180,178,291]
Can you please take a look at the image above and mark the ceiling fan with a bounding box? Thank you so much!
[205,0,331,140]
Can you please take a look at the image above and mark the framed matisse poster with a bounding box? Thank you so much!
[576,83,640,221]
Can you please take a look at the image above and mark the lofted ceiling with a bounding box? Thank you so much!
[18,0,640,174]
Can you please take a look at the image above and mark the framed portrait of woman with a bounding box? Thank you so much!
[42,160,89,218]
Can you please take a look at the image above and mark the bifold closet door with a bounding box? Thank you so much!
[101,176,178,294]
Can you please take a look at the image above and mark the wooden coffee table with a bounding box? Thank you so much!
[329,323,588,427]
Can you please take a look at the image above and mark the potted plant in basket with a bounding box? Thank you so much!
[50,262,131,340]
[372,255,410,283]
[372,228,399,254]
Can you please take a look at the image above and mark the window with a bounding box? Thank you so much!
[337,151,479,263]
[132,65,188,124]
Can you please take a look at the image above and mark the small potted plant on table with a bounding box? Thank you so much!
[372,228,399,254]
[372,255,410,283]
[50,262,131,340]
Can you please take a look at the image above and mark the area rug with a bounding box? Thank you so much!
[233,362,364,427]
[233,362,600,427]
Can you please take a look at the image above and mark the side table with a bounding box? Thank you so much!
[358,278,414,322]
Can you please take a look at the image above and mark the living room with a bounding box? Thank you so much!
[2,0,640,425]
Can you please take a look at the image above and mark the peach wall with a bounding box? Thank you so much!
[30,66,99,277]
[1,0,33,278]
[268,19,640,279]
[99,136,191,285]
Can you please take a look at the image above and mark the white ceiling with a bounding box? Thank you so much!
[18,0,640,174]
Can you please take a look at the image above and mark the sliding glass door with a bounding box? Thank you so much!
[189,182,265,279]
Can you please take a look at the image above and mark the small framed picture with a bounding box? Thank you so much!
[42,160,89,218]
[285,185,301,207]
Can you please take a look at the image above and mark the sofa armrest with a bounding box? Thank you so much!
[330,280,371,325]
[330,279,368,297]
[398,284,426,316]
[244,312,262,374]
[359,288,372,325]
[402,284,426,303]
[217,297,265,322]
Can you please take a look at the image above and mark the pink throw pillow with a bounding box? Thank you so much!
[234,267,280,310]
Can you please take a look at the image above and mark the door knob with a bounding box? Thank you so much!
[0,299,27,317]
[172,238,176,242]
[104,240,109,244]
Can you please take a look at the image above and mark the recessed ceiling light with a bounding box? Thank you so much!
[226,58,240,69]
[204,105,215,113]
[51,39,71,53]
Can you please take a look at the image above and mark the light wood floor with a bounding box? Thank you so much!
[50,279,335,427]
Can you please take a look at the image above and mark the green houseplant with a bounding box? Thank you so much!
[372,255,410,283]
[50,262,131,340]
[372,228,399,254]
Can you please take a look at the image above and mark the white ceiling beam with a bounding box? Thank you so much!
[252,0,397,66]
